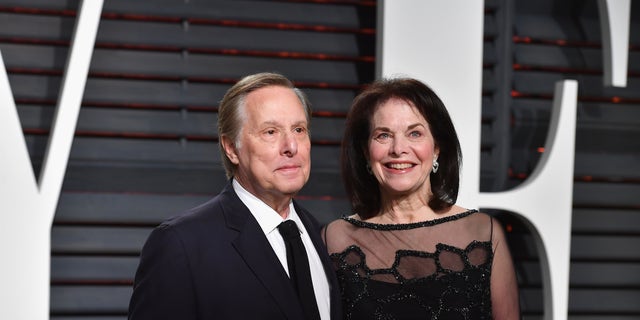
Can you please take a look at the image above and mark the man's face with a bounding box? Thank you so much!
[226,86,311,207]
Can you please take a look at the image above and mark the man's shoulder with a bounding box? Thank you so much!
[158,191,231,231]
[140,191,242,253]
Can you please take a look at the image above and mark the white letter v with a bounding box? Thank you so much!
[0,1,103,319]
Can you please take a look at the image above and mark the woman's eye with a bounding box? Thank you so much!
[374,132,391,142]
[409,131,422,138]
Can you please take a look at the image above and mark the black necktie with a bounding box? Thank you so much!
[278,220,321,320]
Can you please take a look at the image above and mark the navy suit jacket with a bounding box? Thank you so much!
[128,182,342,320]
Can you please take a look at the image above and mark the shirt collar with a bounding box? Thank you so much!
[232,179,305,236]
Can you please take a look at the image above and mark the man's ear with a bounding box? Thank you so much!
[220,135,240,165]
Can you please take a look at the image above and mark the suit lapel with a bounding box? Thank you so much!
[219,184,304,320]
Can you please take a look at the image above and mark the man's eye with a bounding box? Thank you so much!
[266,129,276,135]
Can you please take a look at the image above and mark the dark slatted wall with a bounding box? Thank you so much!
[1,0,639,319]
[483,0,640,319]
[1,0,374,318]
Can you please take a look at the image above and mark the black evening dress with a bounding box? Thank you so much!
[323,209,496,320]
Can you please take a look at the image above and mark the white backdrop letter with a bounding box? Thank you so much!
[0,1,103,319]
[597,0,631,87]
[378,1,576,319]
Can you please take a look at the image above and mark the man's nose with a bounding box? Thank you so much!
[281,132,298,156]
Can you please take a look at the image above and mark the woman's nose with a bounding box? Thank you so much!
[390,136,408,155]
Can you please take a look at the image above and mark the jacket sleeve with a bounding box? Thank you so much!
[128,224,198,320]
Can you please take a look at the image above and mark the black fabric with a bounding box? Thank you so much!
[129,182,343,320]
[324,210,494,320]
[278,220,321,320]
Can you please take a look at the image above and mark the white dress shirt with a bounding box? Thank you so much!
[233,179,331,320]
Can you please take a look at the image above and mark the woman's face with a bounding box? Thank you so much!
[367,98,438,197]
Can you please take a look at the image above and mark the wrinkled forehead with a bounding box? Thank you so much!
[241,86,308,125]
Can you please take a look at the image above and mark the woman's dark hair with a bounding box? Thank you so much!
[341,77,462,218]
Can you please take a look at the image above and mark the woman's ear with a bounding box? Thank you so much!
[220,136,239,165]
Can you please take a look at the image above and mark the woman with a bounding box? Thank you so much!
[323,78,520,319]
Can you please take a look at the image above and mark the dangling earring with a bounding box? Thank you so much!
[432,158,439,173]
[366,163,373,175]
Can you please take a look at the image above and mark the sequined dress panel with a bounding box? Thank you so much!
[324,210,493,320]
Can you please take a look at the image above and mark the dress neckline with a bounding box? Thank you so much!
[341,209,478,231]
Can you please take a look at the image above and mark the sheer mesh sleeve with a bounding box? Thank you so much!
[490,217,521,319]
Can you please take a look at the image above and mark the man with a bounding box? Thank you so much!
[128,72,341,320]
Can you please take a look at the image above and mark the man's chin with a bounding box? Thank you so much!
[274,180,306,195]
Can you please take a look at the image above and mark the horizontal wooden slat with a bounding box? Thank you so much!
[60,163,344,196]
[50,286,130,314]
[569,289,640,313]
[54,193,212,225]
[514,13,597,41]
[570,235,640,261]
[31,136,219,164]
[510,287,640,314]
[1,0,374,30]
[7,75,357,114]
[505,233,640,261]
[52,227,150,255]
[19,105,217,137]
[578,130,639,157]
[512,99,640,127]
[102,21,372,56]
[52,256,138,281]
[0,44,368,84]
[510,123,640,156]
[508,152,640,181]
[61,165,225,194]
[17,107,346,143]
[514,43,640,72]
[514,261,640,287]
[9,74,215,106]
[0,12,374,56]
[513,71,640,97]
[572,208,640,234]
[53,192,348,227]
[27,136,343,170]
[569,262,640,287]
[573,182,640,208]
[514,44,604,69]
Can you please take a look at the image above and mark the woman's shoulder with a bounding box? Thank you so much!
[454,208,504,243]
[324,214,360,231]
[444,205,491,221]
[321,214,364,251]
